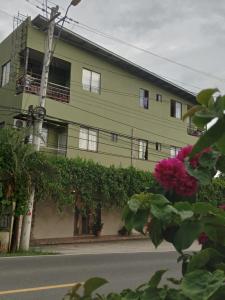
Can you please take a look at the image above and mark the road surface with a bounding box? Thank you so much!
[0,252,181,300]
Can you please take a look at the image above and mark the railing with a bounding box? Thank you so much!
[187,125,204,137]
[16,72,70,103]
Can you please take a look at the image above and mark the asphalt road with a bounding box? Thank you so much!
[0,252,180,300]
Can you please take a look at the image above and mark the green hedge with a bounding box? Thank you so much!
[198,175,225,206]
[36,156,156,210]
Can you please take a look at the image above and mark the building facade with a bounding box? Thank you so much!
[0,15,201,242]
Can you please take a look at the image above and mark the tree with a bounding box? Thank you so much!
[0,128,52,251]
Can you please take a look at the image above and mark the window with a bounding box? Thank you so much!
[156,94,162,102]
[79,127,98,151]
[139,140,148,160]
[170,100,182,119]
[111,133,118,142]
[1,61,11,87]
[170,146,181,158]
[82,69,101,94]
[139,89,149,109]
[156,142,162,151]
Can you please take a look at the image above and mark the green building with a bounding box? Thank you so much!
[0,15,201,242]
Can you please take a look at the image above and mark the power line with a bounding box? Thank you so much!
[66,18,225,83]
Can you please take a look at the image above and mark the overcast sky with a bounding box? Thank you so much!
[0,0,225,93]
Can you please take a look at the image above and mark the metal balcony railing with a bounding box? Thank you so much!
[16,72,70,103]
[187,125,204,137]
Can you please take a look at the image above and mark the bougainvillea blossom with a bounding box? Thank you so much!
[154,157,198,196]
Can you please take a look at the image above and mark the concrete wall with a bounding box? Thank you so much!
[32,200,74,239]
[32,200,126,239]
[101,208,124,236]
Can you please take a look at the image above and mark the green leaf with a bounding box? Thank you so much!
[187,248,223,273]
[209,286,225,300]
[216,155,225,173]
[197,88,219,107]
[149,218,164,247]
[142,287,167,300]
[182,105,202,121]
[192,115,214,129]
[83,277,108,297]
[203,215,225,245]
[190,118,225,158]
[214,95,225,115]
[216,133,225,155]
[173,220,202,252]
[148,270,167,288]
[199,151,219,169]
[193,202,216,215]
[181,270,225,300]
[132,209,149,233]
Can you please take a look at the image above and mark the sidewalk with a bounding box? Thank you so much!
[33,239,201,255]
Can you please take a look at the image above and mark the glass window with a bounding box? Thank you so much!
[79,127,98,151]
[82,69,92,91]
[88,129,97,151]
[156,94,162,102]
[170,146,181,158]
[79,127,89,150]
[111,133,118,142]
[1,61,11,87]
[156,142,162,151]
[82,69,101,93]
[170,100,182,119]
[139,140,148,160]
[139,89,149,109]
[91,72,101,94]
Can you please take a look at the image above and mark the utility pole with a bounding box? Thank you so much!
[20,6,59,251]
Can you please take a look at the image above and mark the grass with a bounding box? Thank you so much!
[0,249,58,257]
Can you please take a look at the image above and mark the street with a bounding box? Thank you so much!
[0,251,181,300]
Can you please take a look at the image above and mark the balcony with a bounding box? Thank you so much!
[187,125,204,137]
[16,72,70,103]
[17,48,71,103]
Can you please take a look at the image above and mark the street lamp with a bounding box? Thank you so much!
[65,0,82,18]
[71,0,82,6]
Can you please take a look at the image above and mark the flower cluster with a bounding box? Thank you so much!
[154,145,201,197]
[154,157,198,196]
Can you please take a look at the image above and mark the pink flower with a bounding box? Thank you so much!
[198,232,208,245]
[177,145,211,168]
[219,204,225,210]
[154,158,198,196]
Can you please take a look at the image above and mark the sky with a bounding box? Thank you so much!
[0,0,225,94]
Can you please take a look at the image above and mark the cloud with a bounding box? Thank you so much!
[0,0,224,92]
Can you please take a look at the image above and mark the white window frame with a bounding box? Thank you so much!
[1,61,11,87]
[82,68,101,94]
[138,139,148,160]
[79,127,98,152]
[139,89,149,109]
[171,100,182,119]
[170,146,181,158]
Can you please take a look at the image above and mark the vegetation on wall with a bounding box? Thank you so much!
[36,155,155,210]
